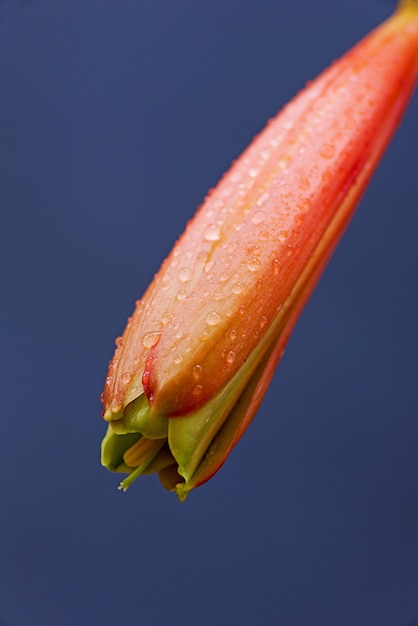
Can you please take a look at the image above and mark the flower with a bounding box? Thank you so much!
[101,1,418,500]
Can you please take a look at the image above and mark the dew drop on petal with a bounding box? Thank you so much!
[142,331,162,349]
[178,267,192,282]
[122,372,132,384]
[232,282,245,295]
[297,197,311,212]
[192,384,203,397]
[206,311,221,326]
[252,210,266,224]
[298,177,310,191]
[278,230,288,242]
[161,311,173,325]
[192,364,203,380]
[204,224,221,241]
[226,351,236,364]
[247,258,261,272]
[230,329,237,341]
[111,400,122,413]
[320,143,336,159]
[272,258,282,274]
[173,354,184,364]
[259,315,267,329]
[176,290,187,301]
[199,332,209,342]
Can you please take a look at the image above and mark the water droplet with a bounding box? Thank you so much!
[226,351,236,365]
[175,330,184,340]
[249,245,262,256]
[278,230,288,242]
[111,400,122,413]
[230,329,237,341]
[247,258,261,272]
[213,290,222,301]
[259,315,267,329]
[219,272,228,282]
[228,242,238,254]
[298,177,310,191]
[272,258,282,274]
[192,384,203,397]
[232,282,245,295]
[297,197,311,212]
[161,311,173,325]
[249,168,259,178]
[142,331,162,349]
[178,267,192,282]
[112,359,119,369]
[206,311,221,326]
[192,364,203,380]
[115,336,123,347]
[259,230,269,242]
[204,224,220,241]
[173,354,184,365]
[176,290,186,301]
[199,332,209,342]
[239,305,246,316]
[320,143,335,159]
[122,372,132,384]
[252,210,266,224]
[205,260,215,273]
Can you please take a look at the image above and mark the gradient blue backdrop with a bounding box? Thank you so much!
[1,1,417,625]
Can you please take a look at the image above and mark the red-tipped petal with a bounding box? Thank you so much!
[144,10,418,418]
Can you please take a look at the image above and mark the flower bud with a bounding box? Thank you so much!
[101,2,418,500]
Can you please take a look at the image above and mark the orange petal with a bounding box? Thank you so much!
[144,8,418,417]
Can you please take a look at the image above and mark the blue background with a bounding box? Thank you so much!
[1,1,417,625]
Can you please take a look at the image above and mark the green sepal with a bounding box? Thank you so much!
[167,301,286,485]
[108,393,168,439]
[101,426,141,472]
